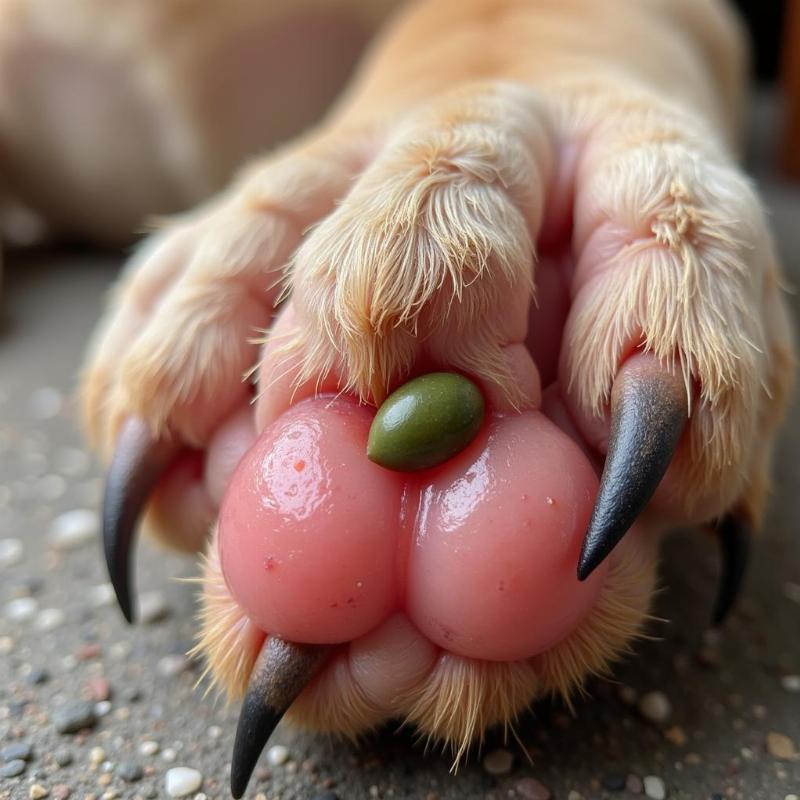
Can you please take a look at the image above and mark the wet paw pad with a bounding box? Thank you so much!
[218,395,605,661]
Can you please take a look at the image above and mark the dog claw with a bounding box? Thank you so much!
[712,513,750,626]
[231,637,331,799]
[578,358,689,580]
[102,417,181,623]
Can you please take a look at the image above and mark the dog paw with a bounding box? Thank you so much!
[81,79,793,794]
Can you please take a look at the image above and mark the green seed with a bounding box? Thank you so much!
[367,372,485,472]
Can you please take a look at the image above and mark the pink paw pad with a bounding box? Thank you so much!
[218,395,605,661]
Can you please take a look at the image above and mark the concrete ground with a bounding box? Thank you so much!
[0,94,798,800]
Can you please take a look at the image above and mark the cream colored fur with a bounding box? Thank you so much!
[67,0,796,755]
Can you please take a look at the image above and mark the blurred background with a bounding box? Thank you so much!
[0,2,798,799]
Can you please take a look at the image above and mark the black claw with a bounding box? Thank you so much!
[711,513,750,626]
[231,638,331,799]
[102,418,179,623]
[578,360,689,580]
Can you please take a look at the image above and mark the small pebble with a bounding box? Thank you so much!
[25,666,50,686]
[157,655,189,678]
[2,741,33,761]
[117,762,143,782]
[29,785,49,800]
[5,597,39,622]
[780,675,800,693]
[48,510,98,550]
[35,608,66,632]
[161,748,177,763]
[52,700,97,734]
[88,584,116,608]
[94,701,112,718]
[638,691,672,724]
[85,677,112,702]
[52,785,71,800]
[664,726,687,746]
[766,732,796,760]
[77,643,102,660]
[53,749,73,767]
[0,636,15,654]
[643,775,666,799]
[164,767,203,797]
[482,748,514,776]
[602,773,627,792]
[0,759,26,777]
[266,745,289,767]
[514,777,551,799]
[122,687,141,703]
[138,741,159,757]
[138,592,170,624]
[89,747,106,766]
[0,538,23,568]
[626,774,644,794]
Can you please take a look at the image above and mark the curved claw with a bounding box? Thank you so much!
[578,358,689,580]
[231,637,331,799]
[712,513,750,626]
[102,417,181,623]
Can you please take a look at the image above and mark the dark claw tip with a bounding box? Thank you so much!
[231,638,331,798]
[711,513,750,626]
[102,418,179,624]
[578,357,689,580]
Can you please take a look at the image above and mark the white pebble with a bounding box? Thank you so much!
[138,591,170,624]
[35,608,66,631]
[89,583,117,608]
[0,538,23,568]
[139,741,160,756]
[207,726,222,740]
[49,509,98,550]
[158,654,189,678]
[110,641,132,660]
[638,691,672,724]
[4,597,38,622]
[482,748,514,776]
[94,701,112,717]
[0,637,14,654]
[165,767,203,797]
[266,745,289,766]
[162,748,177,763]
[31,386,63,419]
[643,775,666,799]
[780,675,800,693]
